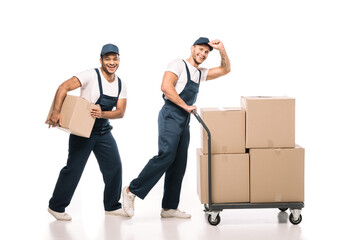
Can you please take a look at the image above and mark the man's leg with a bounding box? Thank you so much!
[49,134,95,213]
[93,132,122,211]
[162,124,190,210]
[129,127,181,199]
[128,107,183,199]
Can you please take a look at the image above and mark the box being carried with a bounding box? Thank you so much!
[200,107,246,154]
[241,96,295,148]
[46,95,96,138]
[196,149,249,204]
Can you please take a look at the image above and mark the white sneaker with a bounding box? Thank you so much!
[122,186,135,217]
[48,207,72,221]
[105,208,129,217]
[161,209,191,219]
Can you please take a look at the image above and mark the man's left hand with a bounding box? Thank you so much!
[208,39,225,51]
[91,104,103,118]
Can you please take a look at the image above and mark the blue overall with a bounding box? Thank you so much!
[49,68,123,212]
[129,60,201,209]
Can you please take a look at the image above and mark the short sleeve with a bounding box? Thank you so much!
[119,80,127,99]
[75,69,94,87]
[165,58,183,77]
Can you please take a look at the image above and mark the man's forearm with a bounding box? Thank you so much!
[53,85,68,113]
[53,77,81,113]
[163,87,188,110]
[219,48,231,74]
[101,109,125,119]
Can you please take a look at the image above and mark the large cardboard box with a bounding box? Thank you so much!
[47,95,96,138]
[200,107,245,154]
[249,146,304,203]
[241,96,295,148]
[197,149,249,204]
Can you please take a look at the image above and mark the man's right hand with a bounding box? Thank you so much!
[184,105,197,113]
[46,111,62,128]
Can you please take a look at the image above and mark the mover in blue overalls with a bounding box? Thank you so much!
[122,38,231,218]
[46,44,128,220]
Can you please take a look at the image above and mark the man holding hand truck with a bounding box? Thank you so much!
[122,37,231,219]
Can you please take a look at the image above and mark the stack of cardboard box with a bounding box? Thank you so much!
[196,97,304,204]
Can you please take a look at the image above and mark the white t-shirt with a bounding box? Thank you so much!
[165,59,209,95]
[75,68,127,104]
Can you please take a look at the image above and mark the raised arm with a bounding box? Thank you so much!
[206,39,231,80]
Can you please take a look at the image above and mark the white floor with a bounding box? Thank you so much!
[16,188,356,240]
[36,188,311,240]
[36,202,357,240]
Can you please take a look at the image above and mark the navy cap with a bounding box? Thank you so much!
[100,43,119,57]
[193,37,213,51]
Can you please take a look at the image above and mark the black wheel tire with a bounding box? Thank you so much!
[208,214,221,226]
[279,208,288,212]
[289,213,302,225]
[204,204,210,211]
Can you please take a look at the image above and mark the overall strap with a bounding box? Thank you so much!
[94,68,104,95]
[182,60,191,82]
[198,68,202,87]
[182,60,202,85]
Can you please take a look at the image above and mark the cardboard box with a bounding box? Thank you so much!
[249,146,304,203]
[47,95,96,138]
[241,96,295,148]
[200,107,245,154]
[197,149,249,204]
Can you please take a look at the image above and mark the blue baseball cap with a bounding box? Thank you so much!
[100,43,119,57]
[193,37,213,51]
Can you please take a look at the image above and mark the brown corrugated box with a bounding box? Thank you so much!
[196,149,249,204]
[46,95,96,138]
[241,96,295,148]
[200,107,245,154]
[249,145,304,203]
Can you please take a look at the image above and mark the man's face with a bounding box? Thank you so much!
[100,53,120,74]
[191,44,210,65]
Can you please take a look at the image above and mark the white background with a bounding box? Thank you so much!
[1,0,359,239]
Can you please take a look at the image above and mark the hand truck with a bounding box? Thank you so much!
[192,111,304,226]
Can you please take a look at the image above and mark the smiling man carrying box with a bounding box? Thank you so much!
[46,43,128,220]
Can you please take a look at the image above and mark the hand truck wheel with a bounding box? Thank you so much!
[208,214,221,226]
[289,213,302,225]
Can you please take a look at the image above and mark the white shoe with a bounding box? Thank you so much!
[122,186,135,217]
[48,207,72,221]
[105,208,129,217]
[161,209,191,219]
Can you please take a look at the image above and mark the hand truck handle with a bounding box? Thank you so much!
[192,111,211,139]
[192,110,213,209]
